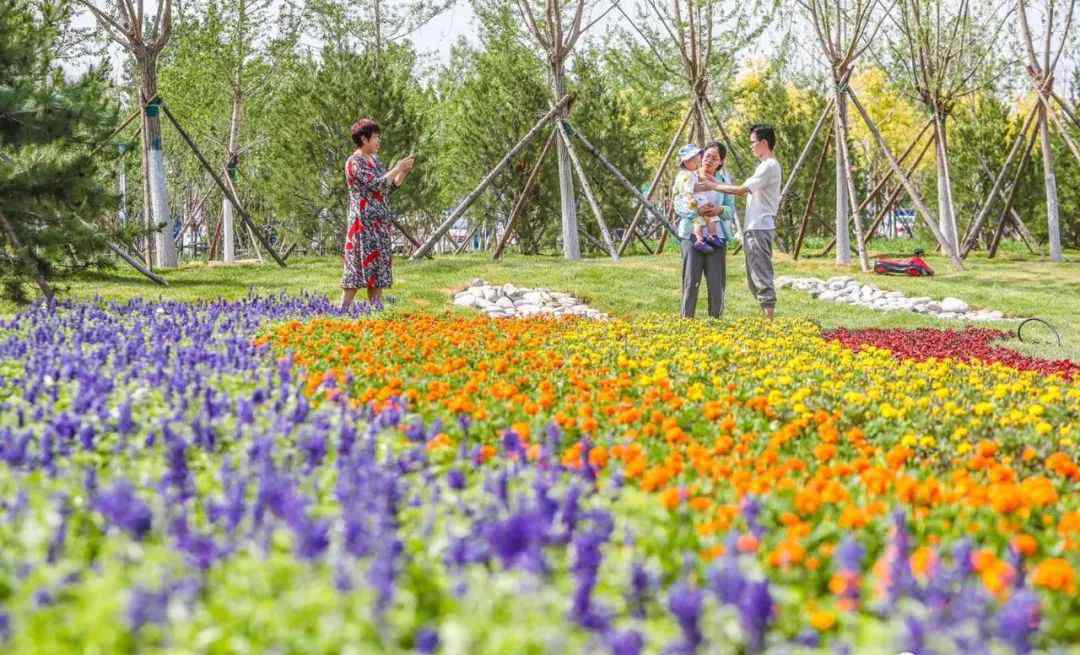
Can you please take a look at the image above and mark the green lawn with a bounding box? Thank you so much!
[16,244,1080,360]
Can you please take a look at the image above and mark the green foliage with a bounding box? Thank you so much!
[430,0,554,253]
[0,0,120,303]
[257,41,432,252]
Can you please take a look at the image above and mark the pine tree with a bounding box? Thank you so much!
[0,0,119,303]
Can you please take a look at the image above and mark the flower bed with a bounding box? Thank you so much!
[0,300,1077,654]
[824,327,1080,380]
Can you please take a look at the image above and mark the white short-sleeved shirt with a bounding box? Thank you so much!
[743,158,782,231]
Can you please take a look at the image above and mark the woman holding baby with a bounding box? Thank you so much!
[671,141,738,318]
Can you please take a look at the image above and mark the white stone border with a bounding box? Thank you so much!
[777,276,1010,322]
[452,279,609,320]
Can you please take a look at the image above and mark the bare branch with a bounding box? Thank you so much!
[75,0,132,46]
[1016,0,1041,70]
[517,0,551,50]
[153,0,173,50]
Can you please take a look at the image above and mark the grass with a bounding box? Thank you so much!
[11,243,1080,361]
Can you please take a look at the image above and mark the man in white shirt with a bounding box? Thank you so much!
[710,124,781,318]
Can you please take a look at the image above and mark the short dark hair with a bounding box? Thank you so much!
[703,141,726,160]
[351,118,380,147]
[749,124,775,150]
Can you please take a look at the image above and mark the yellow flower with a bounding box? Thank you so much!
[1036,422,1053,436]
[1028,404,1045,417]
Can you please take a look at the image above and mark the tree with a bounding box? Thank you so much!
[431,1,555,254]
[1,0,120,302]
[886,0,1010,257]
[257,41,430,253]
[78,0,179,268]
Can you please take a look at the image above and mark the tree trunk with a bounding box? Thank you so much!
[693,93,708,145]
[932,111,959,257]
[140,59,177,268]
[552,65,580,260]
[139,103,153,267]
[222,89,242,262]
[834,83,852,265]
[1038,105,1063,261]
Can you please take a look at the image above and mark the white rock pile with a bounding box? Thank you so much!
[776,275,1008,322]
[452,279,608,320]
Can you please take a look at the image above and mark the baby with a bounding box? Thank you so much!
[673,145,727,254]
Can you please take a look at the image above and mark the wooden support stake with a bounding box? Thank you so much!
[961,104,1040,255]
[412,95,570,260]
[494,128,557,260]
[777,98,836,213]
[793,121,834,260]
[820,131,934,255]
[988,118,1040,258]
[835,104,871,272]
[617,102,696,255]
[158,100,286,268]
[701,95,749,178]
[105,240,168,286]
[1040,93,1080,167]
[1050,88,1080,130]
[557,123,619,259]
[977,158,1037,254]
[846,87,964,271]
[454,222,483,255]
[89,109,141,158]
[563,121,680,240]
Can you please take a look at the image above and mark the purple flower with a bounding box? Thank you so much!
[116,399,136,435]
[447,468,466,491]
[667,583,704,653]
[903,615,926,653]
[95,481,153,539]
[996,589,1040,654]
[488,511,538,569]
[415,627,439,653]
[740,495,764,537]
[738,580,773,653]
[609,629,644,655]
[794,629,820,647]
[127,585,169,631]
[835,535,863,573]
[569,512,613,632]
[628,561,652,619]
[708,555,746,606]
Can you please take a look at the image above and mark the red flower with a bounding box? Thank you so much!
[823,327,1078,379]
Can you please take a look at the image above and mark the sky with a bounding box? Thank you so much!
[409,2,479,62]
[73,1,1074,94]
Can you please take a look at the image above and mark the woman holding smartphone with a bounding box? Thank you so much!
[341,118,416,310]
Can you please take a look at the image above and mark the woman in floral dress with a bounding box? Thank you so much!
[341,118,415,309]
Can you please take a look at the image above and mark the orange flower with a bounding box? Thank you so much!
[808,609,837,631]
[476,445,496,465]
[426,433,454,451]
[1032,558,1078,594]
[1011,534,1038,557]
[814,443,837,462]
[588,446,609,470]
[660,486,683,510]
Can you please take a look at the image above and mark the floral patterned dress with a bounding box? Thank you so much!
[342,152,395,290]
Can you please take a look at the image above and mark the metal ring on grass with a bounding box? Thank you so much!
[1016,317,1062,347]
